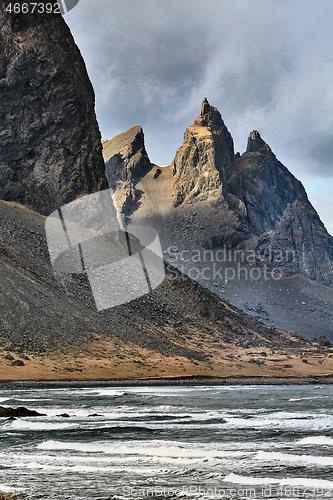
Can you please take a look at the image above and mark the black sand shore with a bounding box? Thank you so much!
[1,375,333,390]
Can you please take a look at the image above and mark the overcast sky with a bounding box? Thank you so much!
[66,0,333,234]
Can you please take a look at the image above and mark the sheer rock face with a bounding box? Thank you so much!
[172,98,235,207]
[0,2,107,215]
[103,125,152,219]
[224,132,308,236]
[223,131,333,284]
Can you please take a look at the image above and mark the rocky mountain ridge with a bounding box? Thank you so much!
[103,99,333,339]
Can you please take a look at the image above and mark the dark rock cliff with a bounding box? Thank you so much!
[0,1,107,215]
[223,131,333,284]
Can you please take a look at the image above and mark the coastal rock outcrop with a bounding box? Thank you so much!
[0,406,45,417]
[0,2,107,215]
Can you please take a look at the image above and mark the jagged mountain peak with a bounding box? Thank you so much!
[171,99,235,206]
[103,125,145,164]
[246,130,272,153]
[104,98,333,338]
[195,97,227,131]
[103,125,152,219]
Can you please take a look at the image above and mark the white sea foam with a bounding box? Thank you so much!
[24,462,166,474]
[254,450,333,466]
[37,440,246,459]
[224,473,333,488]
[10,398,52,402]
[0,483,25,493]
[223,412,331,432]
[297,436,333,446]
[0,484,11,493]
[96,390,125,397]
[11,420,76,431]
[2,452,206,467]
[289,396,327,401]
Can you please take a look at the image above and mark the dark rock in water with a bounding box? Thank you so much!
[0,406,45,417]
[313,335,332,347]
[11,359,25,366]
[57,413,70,418]
[104,125,152,219]
[88,413,103,417]
[0,3,107,215]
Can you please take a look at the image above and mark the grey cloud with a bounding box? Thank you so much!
[307,132,333,173]
[65,0,333,224]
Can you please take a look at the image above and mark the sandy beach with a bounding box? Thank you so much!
[1,335,332,383]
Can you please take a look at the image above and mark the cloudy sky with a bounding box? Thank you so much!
[66,0,333,233]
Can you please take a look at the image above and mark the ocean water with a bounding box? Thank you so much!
[0,384,332,499]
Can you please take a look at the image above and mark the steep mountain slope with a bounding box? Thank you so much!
[104,99,333,340]
[0,2,107,215]
[0,200,332,381]
[224,130,333,285]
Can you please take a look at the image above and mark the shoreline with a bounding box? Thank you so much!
[1,375,333,390]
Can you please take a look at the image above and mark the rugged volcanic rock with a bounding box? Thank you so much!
[0,406,45,418]
[103,126,152,220]
[104,99,333,338]
[172,97,235,207]
[223,130,333,285]
[0,2,107,215]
